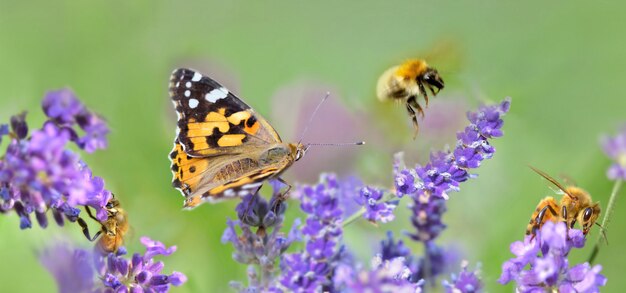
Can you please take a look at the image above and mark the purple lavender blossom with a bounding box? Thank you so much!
[0,91,111,229]
[380,231,411,261]
[356,186,398,223]
[499,222,606,292]
[40,243,94,293]
[408,190,447,242]
[442,262,483,293]
[0,124,8,144]
[41,237,186,292]
[223,180,301,291]
[76,113,109,153]
[601,126,626,180]
[333,256,423,293]
[379,231,457,284]
[280,174,345,292]
[222,99,511,291]
[392,98,510,284]
[42,89,85,125]
[42,88,110,153]
[10,112,28,139]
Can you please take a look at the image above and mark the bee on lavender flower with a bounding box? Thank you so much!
[526,166,602,237]
[77,195,129,253]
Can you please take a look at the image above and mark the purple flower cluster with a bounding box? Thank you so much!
[333,256,423,293]
[442,262,483,293]
[499,222,606,292]
[222,181,301,291]
[41,237,186,293]
[601,126,626,180]
[0,89,111,229]
[279,174,345,292]
[220,99,511,292]
[356,186,398,223]
[389,99,510,285]
[42,89,110,153]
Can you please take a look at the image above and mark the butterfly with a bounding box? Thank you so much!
[168,68,308,208]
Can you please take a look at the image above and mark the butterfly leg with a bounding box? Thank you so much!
[240,187,263,223]
[271,177,292,214]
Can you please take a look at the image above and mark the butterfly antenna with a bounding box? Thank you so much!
[308,142,365,147]
[297,92,330,145]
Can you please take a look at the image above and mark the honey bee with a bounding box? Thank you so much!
[526,166,601,237]
[376,59,445,138]
[77,195,129,253]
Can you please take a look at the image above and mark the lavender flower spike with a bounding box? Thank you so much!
[356,186,398,224]
[1,90,111,229]
[333,256,423,293]
[224,180,301,292]
[499,222,606,292]
[395,98,510,283]
[601,125,626,180]
[280,174,345,292]
[41,237,186,292]
[442,261,483,293]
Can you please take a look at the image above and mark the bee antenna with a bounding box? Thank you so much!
[595,222,609,245]
[297,92,330,145]
[528,165,574,199]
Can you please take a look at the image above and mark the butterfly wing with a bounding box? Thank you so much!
[169,68,282,157]
[169,139,292,208]
[169,68,293,208]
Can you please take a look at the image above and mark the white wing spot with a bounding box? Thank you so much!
[175,81,180,88]
[224,189,235,197]
[191,72,202,82]
[184,90,191,97]
[237,190,249,196]
[205,87,229,103]
[242,183,262,189]
[188,98,199,108]
[185,81,192,88]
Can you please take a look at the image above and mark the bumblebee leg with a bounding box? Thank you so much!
[427,84,439,96]
[405,97,420,139]
[418,82,430,107]
[407,95,424,118]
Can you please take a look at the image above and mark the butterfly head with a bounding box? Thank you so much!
[292,143,309,162]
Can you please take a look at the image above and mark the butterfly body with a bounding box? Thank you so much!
[168,68,306,208]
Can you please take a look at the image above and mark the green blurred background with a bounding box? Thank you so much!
[1,1,625,292]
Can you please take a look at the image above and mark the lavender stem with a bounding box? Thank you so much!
[588,179,622,263]
[343,192,398,227]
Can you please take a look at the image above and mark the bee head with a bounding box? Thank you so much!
[421,68,445,93]
[579,202,601,235]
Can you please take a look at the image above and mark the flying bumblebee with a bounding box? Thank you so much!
[376,59,445,139]
[526,166,602,237]
[77,195,129,253]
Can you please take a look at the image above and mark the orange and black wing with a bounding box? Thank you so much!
[169,68,281,157]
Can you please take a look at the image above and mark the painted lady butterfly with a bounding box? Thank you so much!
[168,68,307,208]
